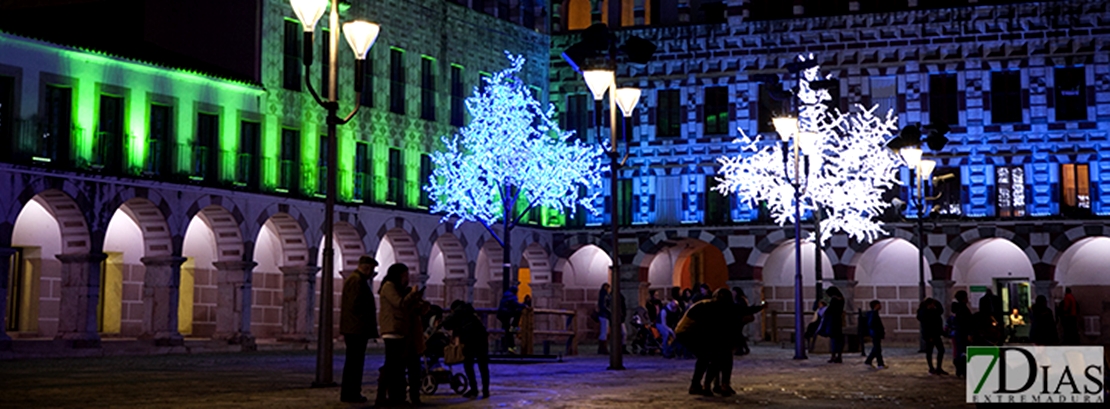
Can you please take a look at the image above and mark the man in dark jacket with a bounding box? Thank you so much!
[443,300,490,399]
[951,290,973,378]
[497,286,525,353]
[339,256,379,403]
[917,298,947,375]
[864,300,886,369]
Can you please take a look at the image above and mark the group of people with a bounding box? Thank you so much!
[595,283,764,397]
[338,256,493,405]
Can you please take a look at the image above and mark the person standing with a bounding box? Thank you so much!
[497,286,525,353]
[951,290,973,378]
[823,286,846,363]
[917,298,947,375]
[376,263,423,406]
[597,283,612,355]
[339,256,379,403]
[657,300,678,358]
[1059,288,1080,345]
[864,300,886,369]
[1030,295,1059,346]
[676,289,736,396]
[442,300,491,399]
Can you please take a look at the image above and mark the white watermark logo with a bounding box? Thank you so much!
[967,346,1104,404]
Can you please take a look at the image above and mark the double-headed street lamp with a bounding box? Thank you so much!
[899,146,937,307]
[582,67,640,371]
[289,0,380,387]
[772,116,818,360]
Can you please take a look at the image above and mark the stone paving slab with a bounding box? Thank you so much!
[0,345,978,408]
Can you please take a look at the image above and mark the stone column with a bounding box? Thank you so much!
[0,248,15,351]
[1033,280,1058,313]
[443,277,473,306]
[140,256,187,347]
[279,265,319,342]
[212,261,256,346]
[617,264,640,341]
[930,280,956,307]
[55,253,107,348]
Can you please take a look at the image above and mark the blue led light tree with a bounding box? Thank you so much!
[426,53,606,293]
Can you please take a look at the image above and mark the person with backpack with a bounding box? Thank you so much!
[917,298,947,375]
[864,300,886,369]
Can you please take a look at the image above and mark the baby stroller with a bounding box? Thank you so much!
[630,307,662,356]
[420,318,469,395]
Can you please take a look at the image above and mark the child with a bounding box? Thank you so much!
[864,300,886,369]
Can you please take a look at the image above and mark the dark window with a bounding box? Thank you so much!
[387,148,403,204]
[566,94,588,142]
[928,73,959,127]
[279,129,300,192]
[991,71,1022,124]
[1061,163,1090,217]
[618,179,633,226]
[1054,67,1087,121]
[478,72,491,95]
[283,19,302,91]
[705,175,730,225]
[0,76,14,163]
[317,135,328,195]
[758,83,788,133]
[95,95,124,173]
[238,120,260,188]
[390,49,405,115]
[419,153,432,207]
[359,54,374,107]
[421,58,436,121]
[354,142,369,201]
[41,85,72,165]
[657,89,681,137]
[5,248,23,332]
[522,0,536,30]
[320,28,330,97]
[704,87,729,135]
[701,1,726,24]
[147,105,172,176]
[194,113,219,181]
[450,65,465,126]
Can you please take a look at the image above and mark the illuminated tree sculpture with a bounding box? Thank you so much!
[426,52,605,292]
[715,56,903,245]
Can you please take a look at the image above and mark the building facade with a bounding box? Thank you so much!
[549,0,1110,344]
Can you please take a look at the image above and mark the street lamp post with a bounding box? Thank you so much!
[583,69,640,371]
[289,0,380,387]
[900,147,936,304]
[773,117,817,360]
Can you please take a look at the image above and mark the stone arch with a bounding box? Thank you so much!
[553,232,611,259]
[259,213,310,267]
[747,228,840,271]
[1041,225,1110,272]
[632,229,734,273]
[841,229,938,272]
[1054,236,1110,286]
[113,198,174,258]
[327,221,366,272]
[187,205,245,263]
[937,227,1037,269]
[473,238,504,308]
[252,204,313,263]
[376,227,421,278]
[428,232,469,306]
[521,242,552,284]
[250,212,310,338]
[183,196,249,260]
[15,190,92,254]
[5,179,94,250]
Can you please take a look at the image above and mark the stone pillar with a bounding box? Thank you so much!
[1034,280,1058,313]
[212,261,256,347]
[618,264,640,334]
[930,280,956,307]
[828,279,858,325]
[279,265,319,342]
[140,256,187,347]
[55,253,107,348]
[0,248,15,351]
[443,277,473,307]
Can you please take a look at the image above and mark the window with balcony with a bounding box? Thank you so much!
[1054,67,1087,121]
[1061,163,1090,217]
[390,48,405,115]
[283,19,302,92]
[928,73,959,127]
[320,28,330,97]
[360,54,374,107]
[40,85,72,165]
[704,175,730,225]
[279,129,300,192]
[238,120,260,188]
[354,142,369,201]
[421,57,436,121]
[95,94,124,173]
[0,76,13,163]
[317,135,328,195]
[194,113,219,181]
[450,64,465,126]
[991,70,1022,124]
[387,147,402,204]
[147,105,172,176]
[565,94,589,142]
[657,89,681,137]
[703,87,728,135]
[618,179,633,226]
[419,153,432,208]
[869,76,897,117]
[996,166,1026,218]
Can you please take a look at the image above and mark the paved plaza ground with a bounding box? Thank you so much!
[1,344,979,408]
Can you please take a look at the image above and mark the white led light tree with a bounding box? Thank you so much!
[715,56,903,245]
[426,53,605,292]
